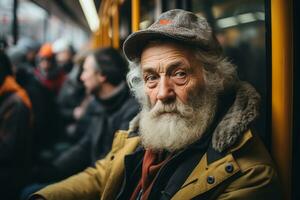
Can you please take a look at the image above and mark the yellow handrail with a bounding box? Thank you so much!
[132,0,140,32]
[271,0,293,199]
[112,3,120,48]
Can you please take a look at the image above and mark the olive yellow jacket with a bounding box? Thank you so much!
[32,82,281,200]
[33,129,280,200]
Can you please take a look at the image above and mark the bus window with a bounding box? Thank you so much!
[0,0,88,49]
[139,0,156,29]
[120,0,131,47]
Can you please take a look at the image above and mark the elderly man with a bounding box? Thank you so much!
[31,9,280,200]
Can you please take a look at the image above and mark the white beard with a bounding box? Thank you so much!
[139,89,218,152]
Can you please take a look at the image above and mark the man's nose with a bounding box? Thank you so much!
[80,73,85,82]
[157,76,175,102]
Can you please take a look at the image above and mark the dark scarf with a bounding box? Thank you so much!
[130,150,172,200]
[95,83,129,113]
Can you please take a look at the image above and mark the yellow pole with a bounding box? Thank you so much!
[91,31,101,49]
[104,22,111,47]
[112,4,120,48]
[271,0,293,199]
[98,0,105,48]
[132,0,140,32]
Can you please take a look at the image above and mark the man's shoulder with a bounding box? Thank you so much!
[1,92,29,113]
[206,130,276,174]
[228,130,276,171]
[221,131,281,199]
[113,130,140,144]
[109,130,141,156]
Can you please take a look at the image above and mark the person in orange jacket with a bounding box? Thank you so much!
[34,43,66,95]
[0,50,33,200]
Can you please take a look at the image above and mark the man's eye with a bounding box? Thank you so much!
[174,71,187,78]
[144,74,159,88]
[171,70,188,85]
[145,74,158,82]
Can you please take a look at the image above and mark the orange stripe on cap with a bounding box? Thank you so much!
[159,19,172,25]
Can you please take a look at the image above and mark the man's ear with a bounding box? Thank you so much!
[97,73,107,83]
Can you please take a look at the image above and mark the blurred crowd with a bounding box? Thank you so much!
[0,36,139,200]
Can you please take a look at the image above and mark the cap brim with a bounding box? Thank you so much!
[123,30,190,61]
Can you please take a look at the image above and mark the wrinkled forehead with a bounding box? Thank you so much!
[140,41,201,71]
[142,39,195,56]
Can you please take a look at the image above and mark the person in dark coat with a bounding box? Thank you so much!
[32,43,65,157]
[8,45,63,163]
[30,47,139,184]
[56,52,86,142]
[52,47,139,178]
[0,50,32,200]
[34,43,66,95]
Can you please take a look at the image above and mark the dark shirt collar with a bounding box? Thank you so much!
[94,83,129,113]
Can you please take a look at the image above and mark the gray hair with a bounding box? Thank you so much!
[193,49,238,93]
[126,48,238,103]
[126,60,146,103]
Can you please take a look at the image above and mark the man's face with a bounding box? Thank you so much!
[80,55,102,94]
[139,42,217,152]
[141,42,205,107]
[38,57,53,73]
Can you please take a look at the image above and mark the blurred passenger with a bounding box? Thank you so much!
[56,50,87,142]
[0,50,32,200]
[17,37,40,69]
[34,43,66,95]
[32,43,64,161]
[7,37,39,92]
[8,46,33,86]
[53,38,75,74]
[7,45,59,166]
[31,10,280,200]
[49,47,139,179]
[23,48,139,198]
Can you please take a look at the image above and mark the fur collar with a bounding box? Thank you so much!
[211,81,260,152]
[129,81,260,153]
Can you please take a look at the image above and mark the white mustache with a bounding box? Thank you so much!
[149,100,194,118]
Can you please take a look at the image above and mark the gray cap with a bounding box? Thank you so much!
[123,9,222,61]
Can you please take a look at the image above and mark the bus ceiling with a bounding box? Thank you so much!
[29,0,102,33]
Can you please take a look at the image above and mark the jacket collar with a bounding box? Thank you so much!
[90,83,130,114]
[207,130,253,164]
[171,130,254,199]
